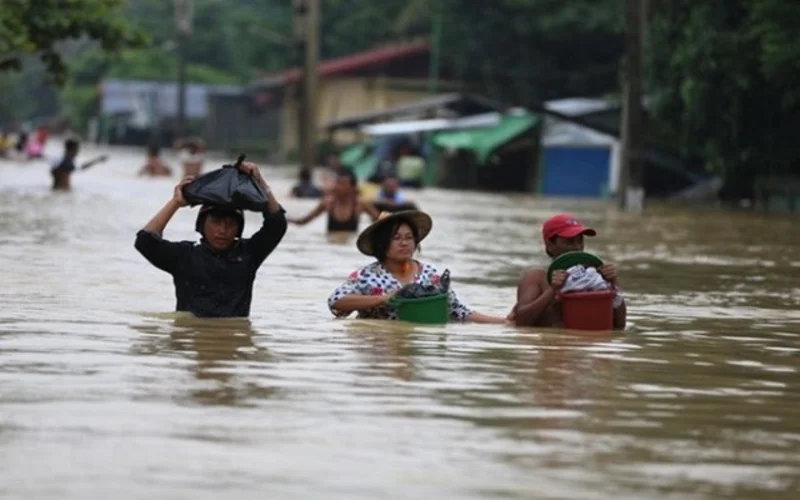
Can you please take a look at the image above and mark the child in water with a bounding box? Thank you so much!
[51,138,108,190]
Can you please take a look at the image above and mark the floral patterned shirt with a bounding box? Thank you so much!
[328,261,473,321]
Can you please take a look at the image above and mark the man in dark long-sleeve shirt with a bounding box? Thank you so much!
[134,161,287,317]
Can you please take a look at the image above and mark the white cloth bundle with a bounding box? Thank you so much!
[560,265,625,309]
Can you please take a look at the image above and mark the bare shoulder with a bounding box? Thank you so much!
[516,267,548,302]
[518,267,547,285]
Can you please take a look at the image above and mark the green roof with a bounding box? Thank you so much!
[339,142,369,166]
[431,112,540,164]
[339,141,380,180]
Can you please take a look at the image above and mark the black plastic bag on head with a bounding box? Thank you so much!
[182,156,269,211]
[395,269,451,299]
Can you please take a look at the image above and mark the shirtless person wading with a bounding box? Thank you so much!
[513,214,627,330]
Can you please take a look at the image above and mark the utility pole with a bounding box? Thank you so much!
[428,0,442,95]
[175,0,193,140]
[619,0,645,212]
[293,0,319,168]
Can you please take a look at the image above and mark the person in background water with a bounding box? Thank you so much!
[14,126,29,156]
[373,175,417,211]
[25,126,50,159]
[174,137,206,177]
[50,138,108,191]
[513,214,627,330]
[290,167,323,198]
[288,169,380,232]
[134,161,287,318]
[138,144,172,177]
[0,130,12,158]
[322,152,346,193]
[394,143,425,188]
[328,210,509,323]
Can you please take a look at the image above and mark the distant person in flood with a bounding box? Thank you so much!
[25,126,49,159]
[15,128,29,155]
[322,152,346,193]
[0,130,12,158]
[290,167,323,198]
[512,214,627,330]
[394,144,425,188]
[373,175,417,212]
[134,161,287,318]
[174,137,206,177]
[138,144,172,177]
[50,138,108,191]
[288,169,380,232]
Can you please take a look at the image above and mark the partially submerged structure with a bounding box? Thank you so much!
[328,94,541,192]
[330,93,715,199]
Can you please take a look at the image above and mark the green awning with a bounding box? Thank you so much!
[339,142,369,166]
[431,112,540,164]
[339,141,380,180]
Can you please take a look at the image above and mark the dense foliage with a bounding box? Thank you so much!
[2,0,798,195]
[0,0,145,85]
[646,0,800,197]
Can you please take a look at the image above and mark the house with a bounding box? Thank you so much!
[530,97,714,199]
[324,92,509,132]
[328,94,541,192]
[97,79,242,145]
[326,92,510,182]
[249,41,466,159]
[537,98,622,198]
[429,109,541,192]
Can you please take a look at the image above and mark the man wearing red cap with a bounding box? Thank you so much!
[134,161,286,318]
[513,214,626,329]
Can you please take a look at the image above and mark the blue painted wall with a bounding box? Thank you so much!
[541,146,611,197]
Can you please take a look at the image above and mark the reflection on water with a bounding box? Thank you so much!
[345,320,436,381]
[130,315,276,406]
[1,145,799,499]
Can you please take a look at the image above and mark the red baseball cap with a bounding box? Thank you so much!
[542,214,596,241]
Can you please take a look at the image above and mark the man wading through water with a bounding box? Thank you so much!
[134,161,287,317]
[513,214,627,330]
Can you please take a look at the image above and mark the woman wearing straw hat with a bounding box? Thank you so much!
[327,210,509,323]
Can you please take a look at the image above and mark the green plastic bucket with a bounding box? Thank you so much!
[390,293,449,324]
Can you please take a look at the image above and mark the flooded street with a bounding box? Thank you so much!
[1,141,799,499]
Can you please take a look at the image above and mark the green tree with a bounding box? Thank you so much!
[0,0,146,85]
[646,0,800,199]
[395,0,625,104]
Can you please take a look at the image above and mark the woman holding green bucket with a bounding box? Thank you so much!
[327,210,508,324]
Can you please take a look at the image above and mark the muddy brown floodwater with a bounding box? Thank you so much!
[1,142,799,499]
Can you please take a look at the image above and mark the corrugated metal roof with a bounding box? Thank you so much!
[324,93,508,130]
[544,98,616,116]
[259,41,430,88]
[542,117,617,146]
[360,112,502,136]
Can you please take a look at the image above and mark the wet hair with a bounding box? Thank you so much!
[337,169,358,188]
[370,217,421,262]
[64,138,79,153]
[299,167,312,182]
